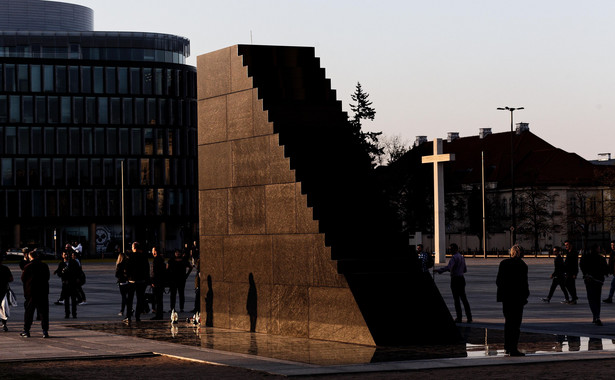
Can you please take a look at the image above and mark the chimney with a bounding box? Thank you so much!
[515,122,529,134]
[447,132,459,142]
[479,128,492,139]
[414,136,427,147]
[598,153,611,161]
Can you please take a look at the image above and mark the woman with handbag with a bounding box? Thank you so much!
[0,254,14,331]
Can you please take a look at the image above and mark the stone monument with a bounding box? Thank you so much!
[197,45,459,346]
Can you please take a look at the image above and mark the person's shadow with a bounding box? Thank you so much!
[247,273,257,332]
[205,275,213,327]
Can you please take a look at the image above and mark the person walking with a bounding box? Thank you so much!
[71,251,87,305]
[436,243,472,323]
[563,240,579,304]
[167,249,192,313]
[0,255,14,331]
[603,241,615,303]
[496,244,529,357]
[580,245,609,326]
[115,251,129,316]
[20,250,50,338]
[542,247,570,304]
[150,247,166,320]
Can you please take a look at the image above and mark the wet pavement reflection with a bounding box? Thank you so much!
[74,322,615,366]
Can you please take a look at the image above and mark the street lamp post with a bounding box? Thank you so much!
[497,106,524,246]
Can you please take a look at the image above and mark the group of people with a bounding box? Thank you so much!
[115,241,199,323]
[421,239,614,357]
[53,243,87,319]
[542,240,611,326]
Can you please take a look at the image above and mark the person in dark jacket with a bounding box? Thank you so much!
[167,249,192,313]
[563,240,579,304]
[55,249,81,319]
[123,242,150,324]
[542,247,569,303]
[580,245,609,326]
[0,255,14,331]
[603,241,615,303]
[150,247,166,320]
[21,250,50,338]
[115,252,129,316]
[496,244,529,356]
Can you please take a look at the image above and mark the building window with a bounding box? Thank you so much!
[43,65,54,92]
[41,159,52,186]
[122,98,132,124]
[4,64,15,91]
[93,67,104,93]
[56,66,67,93]
[17,64,29,92]
[118,67,128,94]
[61,97,71,123]
[105,67,116,94]
[130,68,141,94]
[18,127,30,154]
[79,158,90,185]
[69,66,79,93]
[35,96,46,123]
[23,96,34,123]
[43,128,55,154]
[2,158,12,186]
[81,67,92,93]
[98,98,108,124]
[57,128,67,154]
[9,95,20,123]
[31,65,41,92]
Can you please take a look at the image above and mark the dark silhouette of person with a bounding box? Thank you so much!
[563,240,579,304]
[496,244,529,356]
[579,245,609,326]
[247,273,257,332]
[167,249,192,312]
[436,243,472,323]
[55,249,81,318]
[150,246,166,320]
[21,250,50,338]
[205,275,213,327]
[542,247,569,303]
[0,254,14,331]
[124,242,150,323]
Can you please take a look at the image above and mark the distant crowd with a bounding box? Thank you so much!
[0,240,200,338]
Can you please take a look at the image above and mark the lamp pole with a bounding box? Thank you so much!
[497,106,524,245]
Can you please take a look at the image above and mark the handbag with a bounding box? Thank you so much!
[8,287,17,307]
[0,295,9,320]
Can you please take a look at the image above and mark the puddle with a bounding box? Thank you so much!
[73,322,615,366]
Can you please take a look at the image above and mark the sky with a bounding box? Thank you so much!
[66,0,614,161]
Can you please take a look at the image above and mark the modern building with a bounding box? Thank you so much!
[0,0,198,255]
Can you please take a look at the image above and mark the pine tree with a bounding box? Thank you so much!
[348,82,383,166]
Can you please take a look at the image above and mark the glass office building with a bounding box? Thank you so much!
[0,0,197,255]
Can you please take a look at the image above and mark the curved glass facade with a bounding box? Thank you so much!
[0,10,197,254]
[0,0,93,32]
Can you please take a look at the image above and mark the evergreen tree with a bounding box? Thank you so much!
[348,82,383,166]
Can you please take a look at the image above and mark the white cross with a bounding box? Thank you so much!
[422,138,455,263]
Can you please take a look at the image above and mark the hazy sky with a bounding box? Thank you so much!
[67,0,614,161]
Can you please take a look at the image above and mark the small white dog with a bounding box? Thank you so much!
[171,309,179,324]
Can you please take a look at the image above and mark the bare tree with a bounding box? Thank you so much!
[376,134,410,166]
[516,186,559,253]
